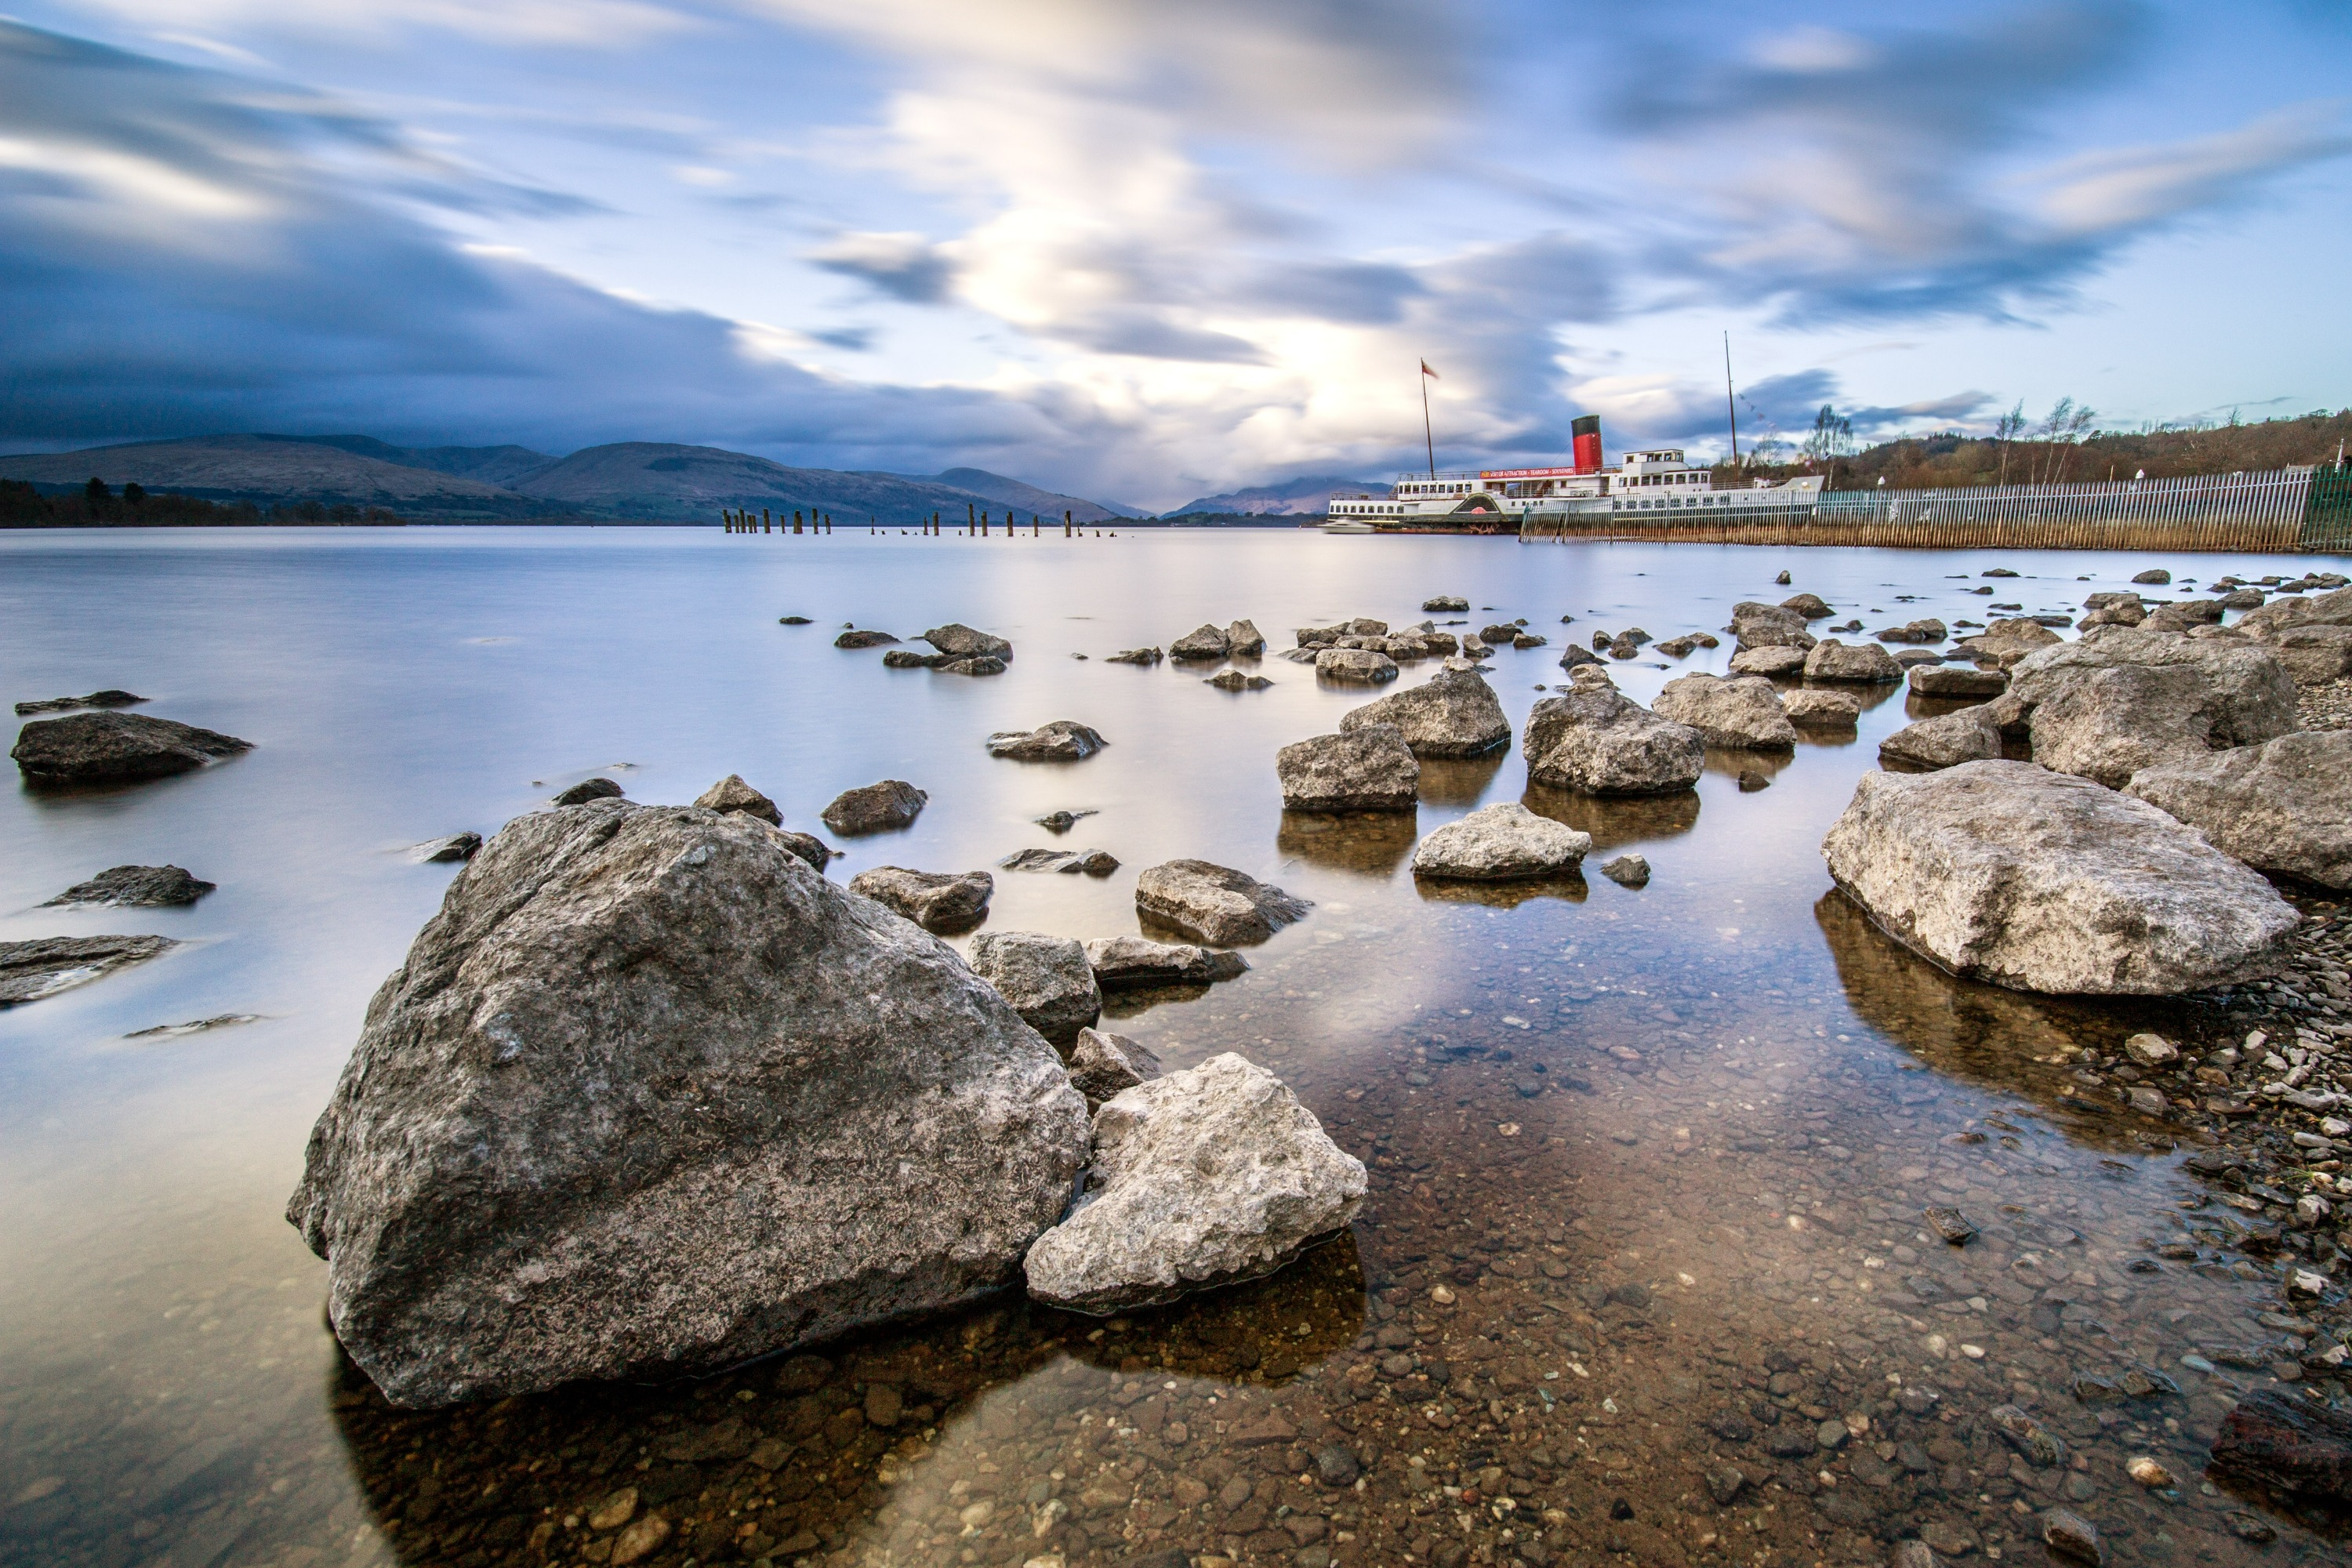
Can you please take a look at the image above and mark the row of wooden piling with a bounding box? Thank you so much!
[724,504,1094,538]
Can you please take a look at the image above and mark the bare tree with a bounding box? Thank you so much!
[1994,400,2027,486]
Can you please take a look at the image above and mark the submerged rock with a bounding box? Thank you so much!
[820,779,927,834]
[43,864,214,906]
[935,655,1006,677]
[551,777,623,807]
[1803,640,1904,684]
[1422,595,1469,612]
[1205,670,1272,691]
[694,773,782,826]
[969,932,1101,1045]
[13,711,252,784]
[1879,710,2002,771]
[2208,1385,2352,1504]
[986,720,1108,761]
[412,833,484,865]
[1023,1054,1366,1313]
[1083,935,1248,990]
[1820,760,2296,994]
[833,629,899,648]
[1104,646,1163,666]
[846,867,993,933]
[1135,860,1310,946]
[881,648,946,670]
[1338,666,1509,759]
[286,800,1087,1406]
[1315,648,1400,684]
[1876,619,1947,644]
[1654,673,1797,750]
[1410,802,1591,880]
[923,623,1013,661]
[1523,673,1704,796]
[2125,731,2352,888]
[14,688,145,717]
[1276,725,1419,812]
[1067,1028,1162,1108]
[1,934,178,1006]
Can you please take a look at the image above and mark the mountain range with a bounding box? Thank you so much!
[0,434,1142,524]
[1164,474,1386,517]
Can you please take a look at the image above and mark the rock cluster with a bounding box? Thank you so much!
[1523,670,1704,795]
[2004,627,2295,787]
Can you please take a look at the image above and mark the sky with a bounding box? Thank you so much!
[1,0,2347,509]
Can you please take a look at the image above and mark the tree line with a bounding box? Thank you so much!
[1,477,404,528]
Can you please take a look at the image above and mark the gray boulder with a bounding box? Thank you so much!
[2007,627,2296,787]
[43,864,214,906]
[1728,601,1817,653]
[1067,1028,1162,1108]
[1781,593,1833,619]
[1820,761,2295,994]
[2125,731,2352,889]
[1225,619,1265,655]
[1783,688,1861,728]
[1879,710,2002,771]
[285,800,1088,1406]
[13,711,252,784]
[552,777,622,807]
[833,629,898,648]
[1410,802,1592,880]
[1523,670,1704,795]
[1803,640,1904,684]
[1338,666,1509,759]
[1315,648,1400,684]
[1170,624,1229,660]
[1276,724,1419,812]
[694,773,782,825]
[1135,860,1309,945]
[1728,644,1808,677]
[1083,935,1248,989]
[1908,665,2009,699]
[2251,622,2352,685]
[970,932,1102,1045]
[1955,618,2063,667]
[2236,583,2352,638]
[1653,673,1797,750]
[2,934,177,1005]
[846,867,993,932]
[986,721,1107,761]
[821,779,927,834]
[924,623,1013,661]
[1423,595,1468,612]
[1022,1054,1366,1312]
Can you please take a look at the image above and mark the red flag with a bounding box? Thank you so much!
[1421,359,1439,379]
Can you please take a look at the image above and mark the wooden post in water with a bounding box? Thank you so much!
[1065,510,1073,537]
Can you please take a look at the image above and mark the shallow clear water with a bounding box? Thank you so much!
[2,527,2345,1568]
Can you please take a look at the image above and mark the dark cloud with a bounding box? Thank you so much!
[808,232,957,303]
[1243,261,1424,325]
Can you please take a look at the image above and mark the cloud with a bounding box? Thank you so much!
[2026,100,2352,231]
[71,0,696,48]
[807,230,956,303]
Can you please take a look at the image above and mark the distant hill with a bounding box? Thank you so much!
[894,467,1140,523]
[509,443,1092,525]
[1167,474,1386,517]
[297,434,558,488]
[0,435,556,517]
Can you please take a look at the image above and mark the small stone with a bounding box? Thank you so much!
[2122,1033,2178,1067]
[778,615,811,625]
[552,776,622,806]
[2223,1512,2277,1543]
[2124,1456,2172,1489]
[1704,1465,1747,1505]
[2040,1508,2103,1565]
[833,629,899,648]
[1599,854,1650,888]
[587,1488,639,1530]
[1889,1542,1936,1568]
[1816,1419,1849,1451]
[986,721,1106,761]
[1737,769,1770,791]
[864,1383,902,1427]
[609,1515,671,1566]
[1313,1443,1361,1486]
[1923,1207,1976,1244]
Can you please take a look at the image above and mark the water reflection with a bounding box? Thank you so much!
[1415,873,1589,909]
[1415,753,1508,807]
[1276,811,1417,877]
[1519,784,1699,850]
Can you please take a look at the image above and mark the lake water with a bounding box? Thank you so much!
[2,526,2346,1568]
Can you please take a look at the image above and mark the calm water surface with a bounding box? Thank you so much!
[2,528,2346,1568]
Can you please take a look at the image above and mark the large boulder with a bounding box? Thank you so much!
[1067,1028,1161,1109]
[1781,593,1833,619]
[1170,625,1229,660]
[1523,672,1704,795]
[1225,619,1266,656]
[2261,624,2352,685]
[2125,731,2352,889]
[1783,688,1861,728]
[1653,674,1797,750]
[1022,1054,1366,1313]
[2236,584,2352,638]
[1338,667,1509,758]
[985,721,1107,761]
[846,867,993,932]
[1820,761,2295,994]
[1276,725,1419,812]
[1803,640,1904,684]
[1135,861,1310,945]
[1315,648,1399,684]
[2006,628,2296,787]
[285,801,1088,1406]
[1727,601,1816,654]
[923,623,1012,661]
[821,779,927,834]
[13,711,251,784]
[1878,710,2002,771]
[1083,935,1248,990]
[1954,618,2062,667]
[1410,803,1592,880]
[1,934,177,1005]
[1908,665,2009,699]
[1728,644,1808,677]
[970,932,1102,1044]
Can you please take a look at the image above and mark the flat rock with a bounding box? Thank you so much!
[1023,1054,1367,1312]
[1338,666,1509,758]
[1803,639,1904,684]
[2262,623,2352,684]
[1422,595,1468,612]
[1170,624,1229,660]
[14,688,145,716]
[1068,1028,1162,1108]
[44,864,214,906]
[1205,670,1272,691]
[1083,935,1247,989]
[846,867,993,933]
[1880,710,2001,771]
[821,779,927,834]
[935,655,1006,677]
[881,648,946,669]
[694,773,782,826]
[1134,860,1309,946]
[923,623,1012,660]
[970,932,1101,1044]
[1314,648,1399,684]
[13,711,252,784]
[1410,802,1592,880]
[1105,646,1163,665]
[1908,665,2008,699]
[1783,689,1861,728]
[2125,731,2352,888]
[1654,673,1797,750]
[833,629,898,648]
[285,800,1087,1406]
[1276,724,1418,812]
[986,721,1107,761]
[1,935,178,1005]
[1523,671,1704,795]
[412,833,483,864]
[1728,645,1808,677]
[1820,760,2296,994]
